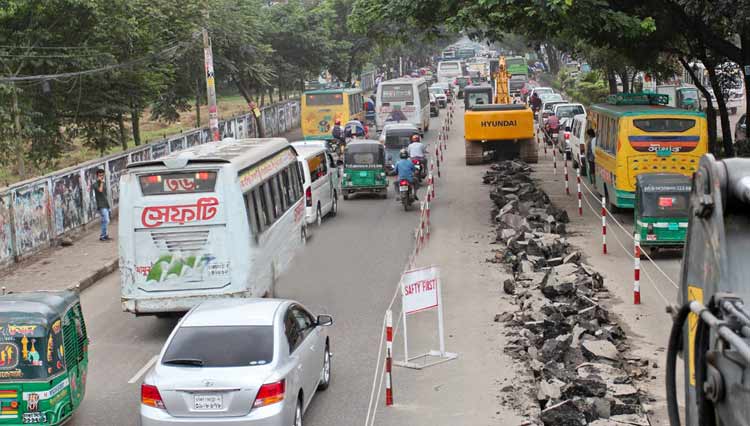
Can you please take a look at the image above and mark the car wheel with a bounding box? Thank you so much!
[329,192,338,217]
[294,397,303,426]
[318,344,331,390]
[316,205,322,227]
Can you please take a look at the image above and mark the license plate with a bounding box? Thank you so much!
[646,234,657,241]
[399,186,408,192]
[194,394,223,410]
[22,412,47,424]
[360,171,368,177]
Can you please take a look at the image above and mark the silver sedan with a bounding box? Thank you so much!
[140,298,333,426]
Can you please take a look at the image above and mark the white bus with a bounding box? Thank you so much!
[437,60,463,84]
[118,138,307,315]
[375,77,431,134]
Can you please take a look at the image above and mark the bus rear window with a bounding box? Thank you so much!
[305,93,343,106]
[139,171,217,195]
[381,85,414,103]
[633,118,696,132]
[439,63,459,72]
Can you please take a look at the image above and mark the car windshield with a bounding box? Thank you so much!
[162,326,274,367]
[535,88,553,95]
[430,88,444,96]
[555,105,585,118]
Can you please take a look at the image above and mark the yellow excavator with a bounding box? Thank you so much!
[463,57,537,165]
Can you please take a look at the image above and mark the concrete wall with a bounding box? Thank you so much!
[0,100,301,269]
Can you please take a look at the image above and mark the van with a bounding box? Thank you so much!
[291,141,340,227]
[376,78,431,134]
[569,114,588,172]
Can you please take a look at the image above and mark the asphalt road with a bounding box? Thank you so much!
[67,117,441,425]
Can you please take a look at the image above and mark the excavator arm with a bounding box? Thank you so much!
[494,56,511,105]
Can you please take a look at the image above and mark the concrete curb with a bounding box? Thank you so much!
[68,259,118,293]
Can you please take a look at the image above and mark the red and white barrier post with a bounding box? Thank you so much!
[576,166,582,216]
[601,196,607,254]
[633,233,641,305]
[552,144,557,174]
[385,310,394,406]
[564,155,569,195]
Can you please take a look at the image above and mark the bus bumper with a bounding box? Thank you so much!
[615,189,635,209]
[122,290,253,315]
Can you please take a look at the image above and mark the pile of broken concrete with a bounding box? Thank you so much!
[485,160,651,426]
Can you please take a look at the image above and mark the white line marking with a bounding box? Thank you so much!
[128,355,158,384]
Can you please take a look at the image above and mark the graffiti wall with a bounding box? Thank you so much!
[0,100,300,267]
[107,156,128,207]
[0,193,12,264]
[52,172,84,236]
[12,182,50,256]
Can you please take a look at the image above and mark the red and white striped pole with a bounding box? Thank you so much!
[419,202,426,246]
[576,166,582,216]
[430,174,435,199]
[552,144,557,174]
[601,196,608,254]
[564,156,569,195]
[425,198,431,241]
[385,310,394,406]
[634,233,641,304]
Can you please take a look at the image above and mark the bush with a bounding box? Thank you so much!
[553,69,608,107]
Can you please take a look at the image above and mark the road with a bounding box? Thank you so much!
[67,117,441,425]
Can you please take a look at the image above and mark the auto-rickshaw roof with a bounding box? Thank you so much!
[346,139,382,148]
[636,173,691,192]
[0,290,78,327]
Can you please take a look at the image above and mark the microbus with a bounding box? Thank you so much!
[375,78,430,134]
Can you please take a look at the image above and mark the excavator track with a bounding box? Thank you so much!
[519,138,538,163]
[465,140,484,165]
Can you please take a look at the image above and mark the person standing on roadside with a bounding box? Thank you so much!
[94,168,111,241]
[586,128,597,185]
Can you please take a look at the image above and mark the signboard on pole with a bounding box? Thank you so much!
[395,266,457,369]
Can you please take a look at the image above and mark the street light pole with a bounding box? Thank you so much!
[202,19,220,141]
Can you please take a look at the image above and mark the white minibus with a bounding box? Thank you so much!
[291,140,340,228]
[437,60,463,84]
[375,77,430,134]
[119,138,306,315]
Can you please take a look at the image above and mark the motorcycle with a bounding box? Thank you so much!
[412,159,423,184]
[399,179,415,211]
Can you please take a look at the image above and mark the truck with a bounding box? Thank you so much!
[463,57,537,165]
[655,84,700,111]
[505,56,528,77]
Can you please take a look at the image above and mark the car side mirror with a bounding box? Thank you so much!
[317,314,334,327]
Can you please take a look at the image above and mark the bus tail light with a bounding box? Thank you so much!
[305,187,312,207]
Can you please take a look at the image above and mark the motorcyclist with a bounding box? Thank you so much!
[545,113,560,145]
[407,134,427,178]
[393,148,418,201]
[344,120,366,139]
[530,92,542,113]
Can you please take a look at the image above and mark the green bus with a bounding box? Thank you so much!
[506,56,528,77]
[0,290,88,425]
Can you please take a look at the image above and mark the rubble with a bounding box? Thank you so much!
[485,161,650,425]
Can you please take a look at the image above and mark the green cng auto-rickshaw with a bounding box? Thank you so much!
[0,290,88,425]
[634,173,691,251]
[342,139,388,199]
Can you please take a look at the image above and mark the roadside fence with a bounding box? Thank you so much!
[550,155,680,308]
[0,100,301,269]
[364,103,453,425]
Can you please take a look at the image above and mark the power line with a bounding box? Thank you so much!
[0,40,191,83]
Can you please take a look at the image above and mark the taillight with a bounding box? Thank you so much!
[141,384,165,409]
[196,171,209,180]
[253,380,285,408]
[564,132,570,140]
[145,175,161,184]
[412,159,419,165]
[399,180,409,186]
[305,187,312,207]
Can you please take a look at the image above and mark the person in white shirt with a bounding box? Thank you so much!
[407,134,427,178]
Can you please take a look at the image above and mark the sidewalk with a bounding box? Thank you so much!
[0,127,304,295]
[0,219,118,293]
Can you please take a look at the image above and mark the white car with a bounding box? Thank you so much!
[140,298,333,426]
[429,86,448,108]
[291,141,339,227]
[569,114,588,173]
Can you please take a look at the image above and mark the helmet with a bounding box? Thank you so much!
[410,134,420,143]
[400,149,409,159]
[334,118,341,125]
[354,126,365,137]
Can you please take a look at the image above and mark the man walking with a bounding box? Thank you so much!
[94,168,111,241]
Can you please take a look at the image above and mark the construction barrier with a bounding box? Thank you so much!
[634,233,641,305]
[601,196,607,255]
[385,310,394,406]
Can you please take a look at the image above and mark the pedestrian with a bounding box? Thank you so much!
[586,128,597,185]
[94,168,111,241]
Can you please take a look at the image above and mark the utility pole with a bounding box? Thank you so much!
[202,7,220,142]
[399,56,403,77]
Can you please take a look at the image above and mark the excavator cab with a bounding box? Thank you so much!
[463,85,493,110]
[667,154,750,426]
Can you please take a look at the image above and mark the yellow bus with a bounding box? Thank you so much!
[301,88,365,140]
[589,93,708,210]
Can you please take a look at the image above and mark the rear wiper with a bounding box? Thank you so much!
[162,358,204,366]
